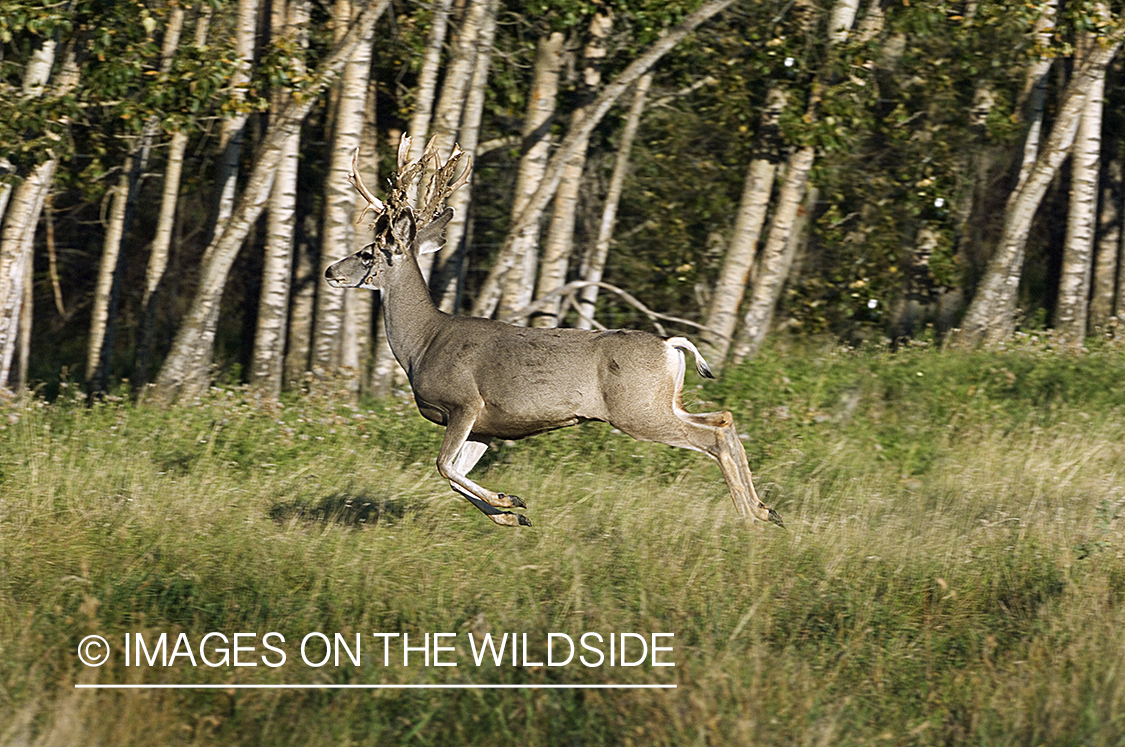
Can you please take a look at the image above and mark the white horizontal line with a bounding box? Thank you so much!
[75,683,676,690]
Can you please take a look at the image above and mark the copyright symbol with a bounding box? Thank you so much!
[77,635,110,666]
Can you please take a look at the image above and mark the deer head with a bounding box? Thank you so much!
[324,137,470,291]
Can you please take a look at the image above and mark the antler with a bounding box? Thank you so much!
[347,148,384,225]
[349,136,473,234]
[417,139,473,224]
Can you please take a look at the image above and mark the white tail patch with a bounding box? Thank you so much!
[666,337,714,379]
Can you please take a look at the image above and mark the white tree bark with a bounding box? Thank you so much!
[0,160,54,390]
[151,0,389,404]
[405,0,454,191]
[214,0,260,228]
[135,6,211,387]
[575,72,652,330]
[0,38,75,390]
[475,0,740,320]
[730,146,815,362]
[1016,0,1058,192]
[415,0,491,281]
[955,35,1123,348]
[703,87,786,360]
[250,0,308,399]
[532,12,612,328]
[483,31,565,321]
[90,8,187,390]
[1056,37,1105,342]
[284,215,317,388]
[436,0,500,313]
[340,81,379,393]
[313,0,374,383]
[730,0,860,362]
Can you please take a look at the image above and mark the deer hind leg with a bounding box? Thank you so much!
[437,410,531,527]
[615,409,781,525]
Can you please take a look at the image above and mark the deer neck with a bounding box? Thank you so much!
[380,254,445,376]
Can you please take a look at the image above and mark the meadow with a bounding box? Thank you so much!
[2,337,1124,746]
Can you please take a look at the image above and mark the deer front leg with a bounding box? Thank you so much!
[437,410,531,527]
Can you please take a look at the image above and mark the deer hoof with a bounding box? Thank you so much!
[767,507,784,527]
[501,493,526,509]
[517,514,532,527]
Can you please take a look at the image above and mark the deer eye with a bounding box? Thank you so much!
[357,251,375,263]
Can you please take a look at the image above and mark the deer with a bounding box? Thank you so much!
[324,137,782,528]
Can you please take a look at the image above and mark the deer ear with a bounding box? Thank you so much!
[391,207,416,254]
[415,207,454,256]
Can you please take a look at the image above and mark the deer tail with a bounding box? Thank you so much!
[666,336,715,379]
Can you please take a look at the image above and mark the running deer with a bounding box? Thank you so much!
[325,138,782,528]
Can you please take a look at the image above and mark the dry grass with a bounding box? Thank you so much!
[2,343,1124,745]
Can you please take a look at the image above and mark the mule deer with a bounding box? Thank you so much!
[325,138,781,528]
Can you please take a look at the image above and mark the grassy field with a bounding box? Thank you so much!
[2,338,1124,746]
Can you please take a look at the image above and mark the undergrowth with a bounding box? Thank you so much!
[1,339,1123,745]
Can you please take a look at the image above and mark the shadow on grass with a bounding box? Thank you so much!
[268,493,419,528]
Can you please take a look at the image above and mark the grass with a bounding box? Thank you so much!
[2,338,1125,745]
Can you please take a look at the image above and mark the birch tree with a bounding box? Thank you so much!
[249,0,308,399]
[415,0,492,281]
[313,0,375,382]
[532,11,612,328]
[1055,35,1106,341]
[477,0,740,320]
[472,31,565,321]
[0,38,78,390]
[135,6,213,387]
[732,0,861,363]
[213,0,260,228]
[702,87,786,360]
[955,33,1124,348]
[151,0,389,404]
[435,0,500,313]
[575,73,652,329]
[87,8,186,392]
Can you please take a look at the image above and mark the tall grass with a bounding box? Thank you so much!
[2,339,1124,745]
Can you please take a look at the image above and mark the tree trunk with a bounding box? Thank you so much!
[85,167,134,389]
[479,31,564,321]
[313,0,374,382]
[1089,153,1120,333]
[575,72,652,330]
[954,35,1123,348]
[435,0,500,313]
[730,0,860,362]
[0,160,54,390]
[214,0,260,228]
[284,215,317,389]
[1016,0,1058,192]
[249,0,308,399]
[135,6,210,388]
[151,0,388,404]
[0,39,75,391]
[703,87,786,359]
[340,77,380,393]
[730,145,815,362]
[1056,37,1105,342]
[475,0,739,320]
[89,9,187,392]
[416,0,491,282]
[405,0,454,194]
[532,12,612,328]
[16,246,32,392]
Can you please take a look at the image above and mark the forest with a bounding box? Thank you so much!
[1,0,1124,401]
